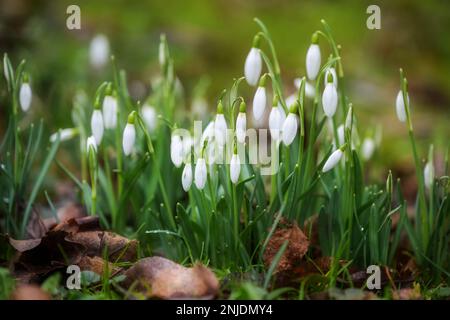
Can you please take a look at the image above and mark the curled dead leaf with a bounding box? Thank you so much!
[78,256,121,275]
[263,218,309,273]
[123,257,219,299]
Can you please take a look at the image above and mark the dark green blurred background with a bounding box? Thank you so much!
[1,0,449,182]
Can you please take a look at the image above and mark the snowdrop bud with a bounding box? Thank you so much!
[159,34,167,67]
[182,163,193,192]
[269,97,286,141]
[3,55,9,83]
[141,104,157,133]
[424,161,434,189]
[281,103,298,146]
[91,108,104,145]
[230,153,241,184]
[102,92,118,129]
[361,138,375,160]
[194,158,207,190]
[386,170,393,195]
[50,128,77,143]
[345,106,353,130]
[89,34,109,69]
[122,112,136,156]
[170,134,184,168]
[324,67,338,88]
[306,33,321,81]
[214,102,228,146]
[244,35,262,86]
[322,73,338,117]
[86,135,97,153]
[337,124,345,146]
[19,77,32,112]
[253,76,267,121]
[395,90,408,123]
[322,147,344,173]
[236,101,247,144]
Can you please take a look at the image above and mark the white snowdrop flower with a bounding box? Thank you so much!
[345,106,353,130]
[253,80,267,121]
[322,148,344,173]
[19,81,32,112]
[236,101,247,144]
[91,109,104,145]
[170,134,184,168]
[230,153,241,184]
[86,135,97,153]
[122,112,136,156]
[214,102,228,146]
[322,73,338,118]
[295,78,316,98]
[285,94,296,108]
[361,138,375,160]
[141,104,157,133]
[89,34,109,69]
[244,36,262,86]
[305,33,321,81]
[281,103,298,146]
[395,91,409,123]
[194,158,207,190]
[201,120,215,145]
[182,135,193,158]
[324,67,338,88]
[50,128,77,143]
[102,95,117,129]
[181,163,193,192]
[269,101,286,141]
[424,161,434,189]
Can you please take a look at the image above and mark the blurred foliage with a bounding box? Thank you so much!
[0,0,449,179]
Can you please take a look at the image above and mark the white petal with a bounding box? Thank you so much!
[202,121,215,144]
[244,48,262,86]
[285,94,296,108]
[19,83,32,112]
[306,44,321,81]
[194,158,207,190]
[322,83,338,117]
[50,128,76,142]
[182,136,193,158]
[122,123,136,156]
[281,113,298,146]
[362,138,375,160]
[337,125,345,146]
[214,114,228,146]
[90,34,109,69]
[230,154,241,184]
[236,113,247,144]
[91,110,104,145]
[294,78,315,98]
[424,162,434,189]
[171,135,183,167]
[253,86,267,121]
[141,105,157,133]
[102,95,117,129]
[395,91,408,122]
[86,136,97,153]
[322,149,343,172]
[269,106,286,141]
[182,163,193,192]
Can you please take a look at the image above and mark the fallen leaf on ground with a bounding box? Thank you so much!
[123,256,219,299]
[263,218,309,273]
[78,256,121,275]
[11,284,50,300]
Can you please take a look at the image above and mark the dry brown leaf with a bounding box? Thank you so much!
[78,256,121,275]
[263,218,309,273]
[392,285,422,300]
[11,284,50,300]
[123,257,219,299]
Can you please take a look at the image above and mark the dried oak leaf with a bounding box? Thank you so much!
[11,284,50,300]
[123,257,219,299]
[78,256,121,275]
[263,218,309,273]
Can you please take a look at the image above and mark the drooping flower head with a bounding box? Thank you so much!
[141,104,157,133]
[322,72,338,118]
[244,35,262,86]
[269,95,286,142]
[322,145,346,173]
[306,32,321,81]
[91,101,104,146]
[19,73,32,112]
[281,102,299,146]
[102,84,118,129]
[253,74,268,121]
[236,100,247,144]
[122,111,136,156]
[214,101,228,146]
[89,34,110,69]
